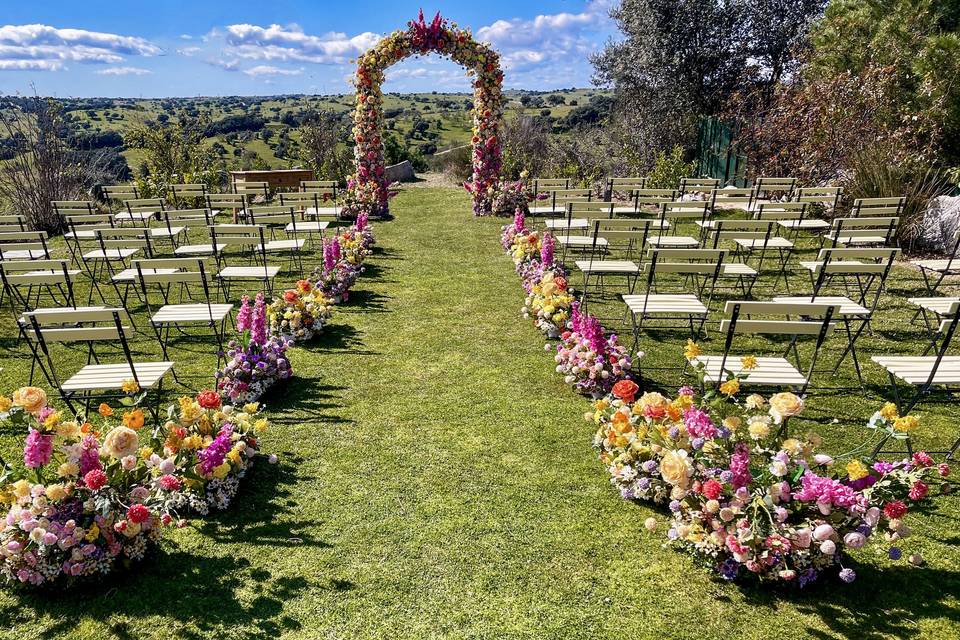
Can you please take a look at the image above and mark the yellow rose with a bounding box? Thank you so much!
[894,415,919,432]
[227,448,242,465]
[659,449,693,488]
[12,479,32,499]
[769,392,804,422]
[879,402,899,421]
[0,395,11,412]
[56,420,80,440]
[57,462,79,478]
[719,379,740,397]
[120,378,140,394]
[102,426,139,459]
[748,421,770,440]
[45,484,68,501]
[12,387,46,414]
[740,355,758,370]
[683,339,701,360]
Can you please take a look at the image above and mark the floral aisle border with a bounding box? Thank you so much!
[1,216,378,588]
[346,11,504,216]
[499,203,954,587]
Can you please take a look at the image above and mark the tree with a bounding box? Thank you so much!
[501,111,551,178]
[124,117,222,197]
[0,96,117,232]
[298,111,352,182]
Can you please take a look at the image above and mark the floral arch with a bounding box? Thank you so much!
[345,11,504,216]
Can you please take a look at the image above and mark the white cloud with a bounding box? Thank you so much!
[223,24,379,64]
[96,66,152,76]
[177,46,201,57]
[0,24,161,72]
[242,64,303,77]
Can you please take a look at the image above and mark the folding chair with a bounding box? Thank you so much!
[150,208,203,252]
[789,247,900,384]
[22,307,173,419]
[245,206,306,272]
[912,230,960,295]
[870,311,960,458]
[752,177,797,203]
[531,188,592,217]
[789,186,841,232]
[822,216,899,248]
[0,214,28,233]
[169,183,208,209]
[909,298,959,354]
[133,258,233,374]
[233,180,271,204]
[622,248,726,352]
[850,196,905,218]
[101,184,139,211]
[0,259,80,313]
[708,188,755,212]
[647,201,710,249]
[211,225,280,298]
[546,200,614,235]
[90,228,156,305]
[206,193,248,223]
[117,198,162,227]
[575,219,654,304]
[280,190,338,224]
[532,178,570,197]
[709,219,792,290]
[689,300,837,397]
[605,177,647,207]
[753,201,812,240]
[54,201,113,265]
[0,231,50,261]
[679,177,720,197]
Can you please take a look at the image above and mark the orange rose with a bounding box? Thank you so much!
[554,277,567,291]
[612,379,640,404]
[98,403,114,417]
[196,390,222,410]
[283,290,298,304]
[122,409,145,430]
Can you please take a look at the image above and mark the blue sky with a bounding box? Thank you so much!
[0,1,618,98]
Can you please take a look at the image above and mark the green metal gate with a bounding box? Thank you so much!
[696,117,748,187]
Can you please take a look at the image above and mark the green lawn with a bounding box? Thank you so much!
[0,186,959,639]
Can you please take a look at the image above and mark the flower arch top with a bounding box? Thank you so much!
[346,11,504,216]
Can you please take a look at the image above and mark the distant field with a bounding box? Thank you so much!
[12,89,610,174]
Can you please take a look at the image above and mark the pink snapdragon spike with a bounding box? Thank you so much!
[251,292,267,346]
[570,301,583,334]
[513,208,525,234]
[23,428,53,469]
[356,212,368,231]
[331,237,342,261]
[540,232,554,266]
[584,315,606,354]
[236,295,252,332]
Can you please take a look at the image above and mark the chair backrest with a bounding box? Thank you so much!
[552,189,592,206]
[658,200,710,224]
[0,214,27,231]
[169,183,208,207]
[0,259,76,311]
[605,177,647,200]
[233,180,270,199]
[753,177,797,199]
[707,219,776,247]
[567,200,614,219]
[246,205,295,227]
[679,177,720,195]
[301,180,338,192]
[632,189,678,210]
[0,231,49,259]
[24,307,132,341]
[209,224,267,251]
[709,188,755,211]
[808,247,900,309]
[280,190,335,209]
[793,186,841,211]
[132,257,217,313]
[163,208,213,227]
[102,185,139,203]
[206,193,248,215]
[636,248,726,302]
[52,200,98,218]
[125,198,164,221]
[96,227,154,255]
[828,216,899,247]
[533,178,570,194]
[850,196,905,218]
[754,201,808,221]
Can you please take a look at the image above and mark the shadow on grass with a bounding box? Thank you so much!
[341,289,390,314]
[305,322,374,354]
[263,377,353,426]
[735,564,960,639]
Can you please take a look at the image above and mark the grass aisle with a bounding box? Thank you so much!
[1,187,959,639]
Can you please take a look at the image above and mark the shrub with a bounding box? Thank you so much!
[647,145,695,189]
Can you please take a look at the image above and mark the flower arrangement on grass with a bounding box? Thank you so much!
[522,271,574,338]
[338,212,375,267]
[487,177,532,217]
[268,279,334,343]
[347,11,503,216]
[313,238,360,304]
[216,293,293,404]
[518,231,567,294]
[159,391,273,515]
[588,371,951,585]
[510,227,541,270]
[0,388,174,586]
[554,303,633,396]
[500,208,529,252]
